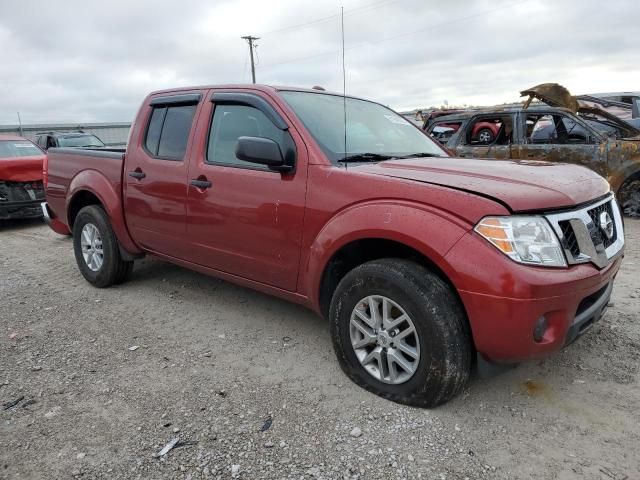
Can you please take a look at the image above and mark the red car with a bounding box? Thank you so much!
[423,109,502,144]
[0,134,46,220]
[43,85,624,407]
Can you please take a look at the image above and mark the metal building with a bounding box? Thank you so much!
[0,122,131,147]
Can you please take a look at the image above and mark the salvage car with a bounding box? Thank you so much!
[424,84,640,216]
[42,85,624,407]
[0,135,46,220]
[35,131,106,151]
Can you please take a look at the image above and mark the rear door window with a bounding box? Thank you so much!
[144,104,197,160]
[463,115,513,146]
[427,121,462,145]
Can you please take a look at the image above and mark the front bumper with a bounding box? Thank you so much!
[446,230,623,363]
[0,199,43,220]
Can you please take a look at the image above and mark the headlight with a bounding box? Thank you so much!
[474,216,566,267]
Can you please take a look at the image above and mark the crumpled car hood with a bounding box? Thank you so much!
[0,156,45,182]
[355,157,610,212]
[521,83,580,113]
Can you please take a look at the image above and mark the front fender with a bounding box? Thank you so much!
[67,170,141,255]
[302,200,472,313]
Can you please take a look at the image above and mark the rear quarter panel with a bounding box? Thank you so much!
[45,148,140,253]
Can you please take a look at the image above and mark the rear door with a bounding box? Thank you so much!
[123,92,203,257]
[183,90,308,291]
[452,113,516,160]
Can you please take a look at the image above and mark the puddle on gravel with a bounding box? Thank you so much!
[522,380,551,399]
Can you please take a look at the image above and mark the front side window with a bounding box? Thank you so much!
[144,104,197,160]
[527,114,590,145]
[0,140,43,158]
[207,104,286,168]
[280,91,445,163]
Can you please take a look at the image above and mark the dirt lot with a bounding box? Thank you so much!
[1,219,639,480]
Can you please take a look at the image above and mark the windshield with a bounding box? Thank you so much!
[280,91,446,162]
[0,140,43,159]
[58,134,105,148]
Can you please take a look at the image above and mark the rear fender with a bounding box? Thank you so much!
[67,170,141,255]
[302,201,471,313]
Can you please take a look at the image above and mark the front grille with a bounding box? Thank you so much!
[575,283,609,317]
[587,201,616,248]
[545,194,624,269]
[559,220,580,257]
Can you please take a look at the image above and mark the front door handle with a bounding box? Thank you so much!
[128,170,146,180]
[190,178,212,189]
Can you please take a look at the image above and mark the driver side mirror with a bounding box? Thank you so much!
[235,136,294,172]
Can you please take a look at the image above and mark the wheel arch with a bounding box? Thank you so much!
[66,171,141,255]
[303,201,471,320]
[317,237,467,322]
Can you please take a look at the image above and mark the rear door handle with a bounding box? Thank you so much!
[128,170,146,180]
[190,179,212,189]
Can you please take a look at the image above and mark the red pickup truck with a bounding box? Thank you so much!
[43,85,625,407]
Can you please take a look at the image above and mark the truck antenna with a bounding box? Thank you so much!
[341,6,347,169]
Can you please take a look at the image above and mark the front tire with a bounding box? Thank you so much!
[73,205,133,288]
[329,259,471,408]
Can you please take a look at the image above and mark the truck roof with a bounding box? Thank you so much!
[147,83,369,102]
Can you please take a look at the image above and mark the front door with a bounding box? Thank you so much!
[184,92,307,291]
[124,93,202,257]
[514,111,607,177]
[452,113,515,160]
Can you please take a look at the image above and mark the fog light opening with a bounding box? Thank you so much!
[533,316,548,343]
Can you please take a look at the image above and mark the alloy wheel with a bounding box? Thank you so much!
[349,295,420,384]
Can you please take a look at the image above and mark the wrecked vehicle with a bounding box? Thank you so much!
[0,135,46,220]
[34,131,106,151]
[424,83,640,216]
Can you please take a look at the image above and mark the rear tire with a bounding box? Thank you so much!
[73,205,133,288]
[329,259,471,408]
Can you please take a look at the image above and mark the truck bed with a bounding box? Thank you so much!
[46,147,126,227]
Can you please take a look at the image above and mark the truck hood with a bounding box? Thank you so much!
[355,157,610,212]
[0,156,45,182]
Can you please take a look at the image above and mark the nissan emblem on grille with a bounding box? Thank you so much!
[545,194,625,270]
[599,211,614,240]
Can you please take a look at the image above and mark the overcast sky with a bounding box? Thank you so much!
[1,0,638,125]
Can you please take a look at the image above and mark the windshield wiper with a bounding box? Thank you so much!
[393,153,442,159]
[338,153,393,163]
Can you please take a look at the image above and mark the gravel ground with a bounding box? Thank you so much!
[1,219,639,480]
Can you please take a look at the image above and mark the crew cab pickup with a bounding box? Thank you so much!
[43,85,625,407]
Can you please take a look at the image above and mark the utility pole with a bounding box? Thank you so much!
[241,35,259,84]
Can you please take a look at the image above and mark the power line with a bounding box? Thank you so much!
[258,0,402,36]
[258,0,530,70]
